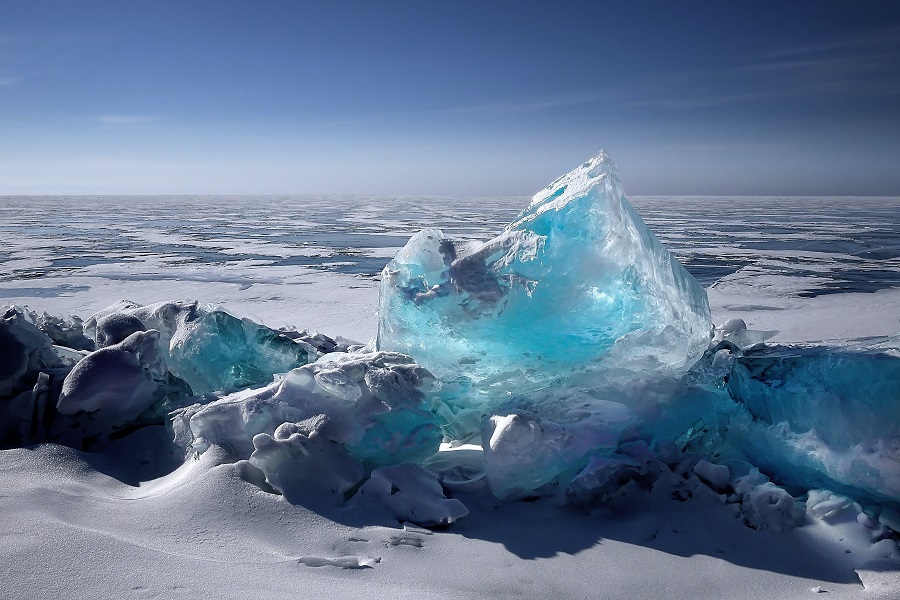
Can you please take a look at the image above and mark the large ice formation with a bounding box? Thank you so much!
[377,151,711,436]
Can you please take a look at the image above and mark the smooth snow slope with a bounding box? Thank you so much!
[1,428,896,600]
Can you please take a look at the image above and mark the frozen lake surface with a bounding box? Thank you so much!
[2,195,899,341]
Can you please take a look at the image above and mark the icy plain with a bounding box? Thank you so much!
[1,155,900,599]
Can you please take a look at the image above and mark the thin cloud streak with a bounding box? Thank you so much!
[763,24,900,59]
[430,90,615,116]
[94,115,162,126]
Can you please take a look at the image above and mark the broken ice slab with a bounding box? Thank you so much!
[87,301,318,395]
[726,337,900,503]
[173,350,442,468]
[377,151,711,438]
[0,307,70,447]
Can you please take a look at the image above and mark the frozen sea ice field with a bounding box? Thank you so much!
[1,152,900,599]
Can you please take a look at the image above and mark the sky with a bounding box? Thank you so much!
[1,1,899,196]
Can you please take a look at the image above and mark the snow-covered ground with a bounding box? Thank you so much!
[1,194,899,599]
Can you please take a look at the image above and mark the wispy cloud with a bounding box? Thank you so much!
[763,24,900,60]
[0,76,17,86]
[432,90,613,116]
[94,115,162,126]
[621,24,900,112]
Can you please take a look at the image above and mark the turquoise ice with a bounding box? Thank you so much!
[89,301,318,395]
[377,151,712,437]
[724,338,900,503]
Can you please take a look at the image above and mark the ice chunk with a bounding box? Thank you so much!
[0,307,70,447]
[565,455,646,508]
[423,443,487,492]
[26,310,95,351]
[807,490,856,521]
[726,338,900,502]
[57,330,169,424]
[0,306,65,398]
[249,418,365,506]
[711,318,777,350]
[692,460,729,491]
[733,468,798,532]
[167,308,317,394]
[352,463,468,527]
[482,409,631,500]
[94,313,146,347]
[378,152,711,437]
[86,301,318,395]
[174,351,441,467]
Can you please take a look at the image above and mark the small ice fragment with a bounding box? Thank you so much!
[387,535,424,548]
[733,469,796,532]
[808,493,854,520]
[693,460,729,492]
[353,463,468,527]
[401,522,433,535]
[298,555,380,569]
[712,318,777,349]
[250,419,365,506]
[566,455,645,508]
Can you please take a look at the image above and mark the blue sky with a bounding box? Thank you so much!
[1,1,899,195]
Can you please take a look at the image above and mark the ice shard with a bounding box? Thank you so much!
[377,152,711,436]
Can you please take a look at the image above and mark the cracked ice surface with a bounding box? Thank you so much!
[377,151,711,437]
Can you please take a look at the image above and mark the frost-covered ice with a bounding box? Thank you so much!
[87,300,319,395]
[172,349,441,469]
[1,154,899,599]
